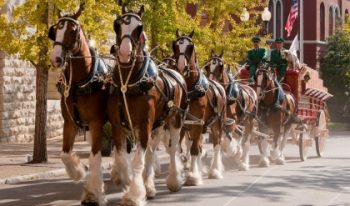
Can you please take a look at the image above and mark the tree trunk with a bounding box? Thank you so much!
[31,2,50,163]
[32,62,49,163]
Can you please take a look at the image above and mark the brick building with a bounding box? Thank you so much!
[268,0,350,69]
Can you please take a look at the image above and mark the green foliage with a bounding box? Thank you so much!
[0,0,119,65]
[320,31,350,120]
[121,0,266,66]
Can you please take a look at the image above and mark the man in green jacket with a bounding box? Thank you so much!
[246,36,267,85]
[270,37,288,82]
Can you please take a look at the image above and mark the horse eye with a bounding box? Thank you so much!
[58,22,64,29]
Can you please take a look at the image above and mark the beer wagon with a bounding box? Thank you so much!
[239,65,333,161]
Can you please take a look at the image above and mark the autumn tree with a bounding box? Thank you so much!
[0,0,119,163]
[121,0,265,65]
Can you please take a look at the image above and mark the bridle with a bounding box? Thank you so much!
[114,13,144,64]
[206,56,225,82]
[49,17,82,54]
[173,36,196,77]
[255,66,278,99]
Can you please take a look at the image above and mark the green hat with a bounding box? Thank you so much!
[252,36,261,42]
[275,37,284,43]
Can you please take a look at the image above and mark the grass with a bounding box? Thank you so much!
[328,122,350,131]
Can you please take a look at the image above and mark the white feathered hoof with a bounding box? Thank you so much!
[81,191,105,206]
[184,173,202,186]
[258,157,270,167]
[166,175,183,192]
[120,196,146,206]
[238,163,250,171]
[275,157,285,165]
[111,170,130,190]
[270,149,281,161]
[145,183,156,199]
[208,169,223,179]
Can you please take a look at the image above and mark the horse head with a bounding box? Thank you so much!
[49,3,86,68]
[111,5,145,64]
[255,63,276,99]
[204,50,226,83]
[172,29,196,76]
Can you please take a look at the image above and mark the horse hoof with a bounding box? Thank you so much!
[208,169,224,179]
[258,159,270,167]
[238,163,249,171]
[275,158,285,165]
[184,173,202,186]
[270,149,280,161]
[81,200,99,206]
[145,185,157,198]
[166,175,183,192]
[120,197,145,206]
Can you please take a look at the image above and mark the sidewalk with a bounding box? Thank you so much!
[0,136,114,184]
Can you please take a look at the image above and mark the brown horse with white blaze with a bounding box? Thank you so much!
[49,4,109,206]
[255,63,297,165]
[108,5,188,205]
[173,30,227,184]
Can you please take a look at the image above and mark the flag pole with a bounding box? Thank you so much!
[300,0,304,63]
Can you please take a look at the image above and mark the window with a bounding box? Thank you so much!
[268,0,274,37]
[276,1,282,38]
[320,3,325,40]
[329,6,334,36]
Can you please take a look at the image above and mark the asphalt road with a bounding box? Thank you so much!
[0,131,349,206]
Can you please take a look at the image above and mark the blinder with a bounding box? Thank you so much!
[48,25,56,41]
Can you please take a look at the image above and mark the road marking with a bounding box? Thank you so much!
[222,167,275,206]
[326,193,341,205]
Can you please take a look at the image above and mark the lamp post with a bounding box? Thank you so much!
[240,8,250,22]
[261,7,272,35]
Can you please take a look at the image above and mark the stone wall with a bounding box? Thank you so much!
[0,51,63,143]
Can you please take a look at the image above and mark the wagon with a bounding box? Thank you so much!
[239,65,333,161]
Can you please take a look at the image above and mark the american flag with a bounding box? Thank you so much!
[284,0,299,37]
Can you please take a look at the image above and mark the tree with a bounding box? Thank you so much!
[320,31,350,122]
[0,0,119,163]
[122,0,265,65]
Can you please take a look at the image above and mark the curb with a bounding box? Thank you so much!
[0,161,113,185]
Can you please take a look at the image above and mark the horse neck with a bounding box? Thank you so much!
[185,53,200,89]
[68,32,92,83]
[261,78,277,105]
[221,70,230,89]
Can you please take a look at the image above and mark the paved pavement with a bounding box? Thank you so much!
[0,131,349,206]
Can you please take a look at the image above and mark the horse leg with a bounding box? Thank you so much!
[208,122,224,179]
[143,127,163,198]
[166,124,184,192]
[239,118,253,171]
[81,120,106,206]
[258,126,270,167]
[270,124,282,162]
[184,125,203,186]
[182,130,192,170]
[277,124,292,165]
[61,122,86,182]
[111,125,131,191]
[121,126,149,206]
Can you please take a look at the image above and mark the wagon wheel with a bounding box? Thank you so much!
[315,110,328,157]
[298,129,309,161]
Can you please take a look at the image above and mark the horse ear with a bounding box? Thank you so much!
[211,49,214,57]
[48,26,56,41]
[219,49,224,58]
[72,3,85,19]
[57,9,63,18]
[176,29,181,38]
[122,4,128,14]
[189,29,194,38]
[138,5,145,17]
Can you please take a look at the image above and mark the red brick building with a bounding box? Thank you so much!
[268,0,350,69]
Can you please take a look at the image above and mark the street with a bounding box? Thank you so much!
[0,131,349,206]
